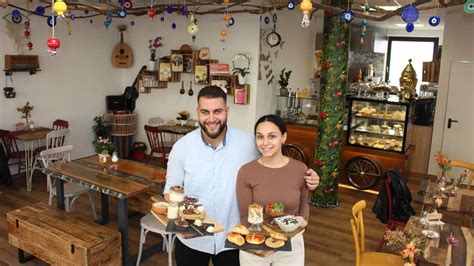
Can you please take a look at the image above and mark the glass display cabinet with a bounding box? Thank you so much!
[275,94,319,126]
[346,95,412,153]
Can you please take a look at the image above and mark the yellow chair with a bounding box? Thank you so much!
[450,160,474,227]
[350,200,405,266]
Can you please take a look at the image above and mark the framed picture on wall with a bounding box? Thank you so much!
[159,63,171,81]
[195,65,208,85]
[171,53,184,72]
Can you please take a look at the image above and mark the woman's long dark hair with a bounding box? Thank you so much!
[254,114,287,135]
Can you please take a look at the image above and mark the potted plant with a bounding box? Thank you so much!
[92,136,114,158]
[131,141,147,160]
[92,115,110,139]
[17,101,34,130]
[148,36,163,71]
[232,53,251,85]
[278,68,292,97]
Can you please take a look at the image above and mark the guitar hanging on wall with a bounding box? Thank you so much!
[112,25,133,68]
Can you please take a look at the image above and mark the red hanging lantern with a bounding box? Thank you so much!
[47,37,61,55]
[148,7,155,20]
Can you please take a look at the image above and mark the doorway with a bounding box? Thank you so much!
[386,37,439,92]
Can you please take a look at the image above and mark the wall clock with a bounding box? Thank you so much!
[266,25,281,48]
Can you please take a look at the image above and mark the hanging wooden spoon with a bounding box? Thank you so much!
[188,80,194,96]
[180,80,185,94]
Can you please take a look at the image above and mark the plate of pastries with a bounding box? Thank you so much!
[225,224,291,251]
[178,196,206,220]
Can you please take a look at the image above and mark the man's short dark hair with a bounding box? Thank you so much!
[197,85,227,103]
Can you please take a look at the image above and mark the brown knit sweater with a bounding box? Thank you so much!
[236,158,309,225]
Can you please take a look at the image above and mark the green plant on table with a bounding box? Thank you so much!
[278,68,292,88]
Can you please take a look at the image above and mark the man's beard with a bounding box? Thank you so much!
[199,120,227,139]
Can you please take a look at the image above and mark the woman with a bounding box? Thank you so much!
[236,114,309,266]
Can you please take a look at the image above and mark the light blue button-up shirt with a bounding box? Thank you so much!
[163,127,259,254]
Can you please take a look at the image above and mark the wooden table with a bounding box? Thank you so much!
[158,124,197,135]
[46,156,166,265]
[415,180,474,216]
[404,216,473,266]
[13,127,52,191]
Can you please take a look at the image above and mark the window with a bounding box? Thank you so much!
[386,37,439,93]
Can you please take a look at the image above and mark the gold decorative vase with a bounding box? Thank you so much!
[399,59,418,101]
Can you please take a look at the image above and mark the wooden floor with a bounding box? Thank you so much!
[0,170,465,266]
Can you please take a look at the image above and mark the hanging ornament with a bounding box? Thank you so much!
[428,15,440,27]
[53,0,67,17]
[181,4,187,16]
[47,37,60,55]
[104,19,111,28]
[12,9,22,24]
[300,0,312,28]
[160,16,165,21]
[70,14,76,20]
[287,0,295,10]
[24,20,33,51]
[322,61,330,69]
[130,20,135,26]
[123,0,133,9]
[272,12,277,23]
[171,22,176,29]
[148,7,155,20]
[334,91,343,99]
[337,40,346,48]
[401,4,419,33]
[166,5,173,14]
[319,111,327,119]
[264,16,270,24]
[27,42,33,50]
[118,9,127,18]
[228,17,235,26]
[65,18,72,35]
[360,0,370,44]
[188,14,198,41]
[224,14,231,23]
[220,28,227,43]
[315,159,323,167]
[36,6,45,15]
[47,16,57,27]
[340,10,354,23]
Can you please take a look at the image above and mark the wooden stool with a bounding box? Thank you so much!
[136,213,176,266]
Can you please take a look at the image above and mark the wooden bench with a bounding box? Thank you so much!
[7,203,121,265]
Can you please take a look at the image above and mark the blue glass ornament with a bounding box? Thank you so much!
[361,19,368,26]
[12,15,22,24]
[181,5,187,15]
[402,5,419,23]
[228,17,235,26]
[130,20,135,26]
[160,16,164,21]
[364,3,370,12]
[118,9,127,18]
[35,6,45,15]
[360,31,366,37]
[428,15,440,27]
[84,10,89,15]
[406,22,414,32]
[287,0,295,10]
[106,10,113,17]
[12,9,21,17]
[166,5,173,14]
[47,16,57,27]
[106,16,112,22]
[172,22,176,29]
[104,20,111,28]
[70,14,76,20]
[272,13,277,23]
[341,10,355,23]
[264,16,270,24]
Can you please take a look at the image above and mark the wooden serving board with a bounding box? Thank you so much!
[151,210,224,239]
[245,224,305,257]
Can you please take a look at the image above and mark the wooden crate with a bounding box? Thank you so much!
[7,203,121,266]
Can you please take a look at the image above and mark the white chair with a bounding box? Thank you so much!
[136,214,176,266]
[40,145,97,219]
[29,129,69,190]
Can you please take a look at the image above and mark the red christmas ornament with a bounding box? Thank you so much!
[24,21,30,27]
[326,11,333,18]
[322,61,330,69]
[337,40,346,48]
[24,31,30,37]
[319,111,327,119]
[148,7,155,20]
[330,140,338,148]
[27,42,33,50]
[335,91,343,99]
[315,159,323,167]
[47,37,61,55]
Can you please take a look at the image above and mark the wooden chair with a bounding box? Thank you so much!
[144,125,172,168]
[30,129,70,191]
[0,129,25,174]
[350,200,404,266]
[450,160,474,227]
[148,117,178,144]
[52,119,69,130]
[40,145,97,219]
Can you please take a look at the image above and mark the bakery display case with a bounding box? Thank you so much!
[275,94,319,126]
[346,95,412,153]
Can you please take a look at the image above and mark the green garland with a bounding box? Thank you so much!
[310,7,349,208]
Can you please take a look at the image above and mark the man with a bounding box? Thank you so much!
[164,86,320,266]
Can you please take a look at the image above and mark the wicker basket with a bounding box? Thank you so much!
[107,113,136,136]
